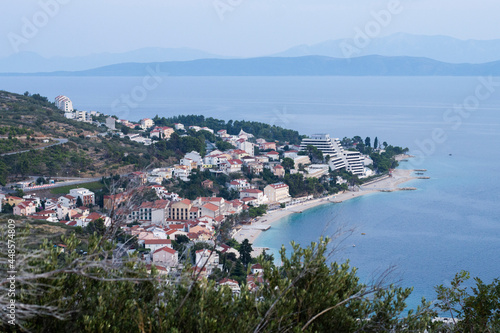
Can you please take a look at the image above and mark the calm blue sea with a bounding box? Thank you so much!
[2,76,500,310]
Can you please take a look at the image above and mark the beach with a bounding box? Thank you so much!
[234,160,420,255]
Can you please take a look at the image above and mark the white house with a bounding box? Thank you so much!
[69,188,95,206]
[218,278,241,294]
[240,189,268,205]
[264,183,291,204]
[183,151,203,165]
[223,159,243,174]
[140,118,155,130]
[144,239,173,253]
[58,194,77,208]
[228,179,251,191]
[194,249,219,275]
[152,246,178,268]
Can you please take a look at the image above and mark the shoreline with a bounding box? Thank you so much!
[234,158,421,255]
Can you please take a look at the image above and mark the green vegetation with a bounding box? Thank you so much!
[369,145,409,173]
[1,216,498,332]
[49,181,104,195]
[0,91,155,181]
[341,136,409,174]
[153,114,304,144]
[248,204,268,218]
[435,271,500,332]
[301,144,324,163]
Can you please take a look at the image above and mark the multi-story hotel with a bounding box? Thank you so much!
[69,188,95,206]
[299,134,365,176]
[54,95,73,112]
[264,183,291,204]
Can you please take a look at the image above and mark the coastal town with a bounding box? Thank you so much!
[1,94,415,290]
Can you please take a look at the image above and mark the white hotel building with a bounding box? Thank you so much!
[54,95,74,112]
[299,134,365,176]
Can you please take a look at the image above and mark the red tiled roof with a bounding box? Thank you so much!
[86,212,103,221]
[203,203,219,212]
[227,159,243,165]
[242,189,262,194]
[187,232,199,239]
[153,246,176,255]
[168,224,186,230]
[219,278,239,285]
[145,239,172,245]
[269,183,289,189]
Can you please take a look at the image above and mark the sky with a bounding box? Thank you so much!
[1,0,499,58]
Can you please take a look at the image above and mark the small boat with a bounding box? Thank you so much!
[361,233,366,235]
[352,244,356,247]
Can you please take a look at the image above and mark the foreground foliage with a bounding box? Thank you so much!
[1,221,499,332]
[1,221,439,333]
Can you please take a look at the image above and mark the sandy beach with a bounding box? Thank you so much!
[234,156,422,255]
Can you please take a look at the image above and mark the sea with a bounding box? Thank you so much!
[1,75,500,311]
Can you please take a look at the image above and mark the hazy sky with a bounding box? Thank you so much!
[1,0,499,58]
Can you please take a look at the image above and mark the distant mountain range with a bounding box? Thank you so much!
[2,33,500,74]
[0,47,227,73]
[3,55,500,77]
[271,33,500,64]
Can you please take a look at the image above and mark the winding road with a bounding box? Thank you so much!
[0,138,68,156]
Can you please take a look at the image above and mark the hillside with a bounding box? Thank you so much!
[0,91,303,186]
[0,91,154,184]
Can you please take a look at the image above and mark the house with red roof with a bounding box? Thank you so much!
[144,239,172,253]
[247,272,266,292]
[240,189,268,205]
[264,183,291,204]
[223,159,243,174]
[218,278,241,294]
[260,142,277,151]
[13,201,36,216]
[217,129,228,137]
[273,164,285,177]
[149,126,174,140]
[200,203,220,219]
[152,246,178,268]
[32,210,58,222]
[228,179,250,191]
[58,194,77,208]
[5,196,24,207]
[201,179,213,189]
[265,150,280,161]
[229,149,249,160]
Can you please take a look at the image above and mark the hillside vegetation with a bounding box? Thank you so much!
[1,217,499,332]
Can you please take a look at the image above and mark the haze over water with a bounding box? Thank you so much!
[2,75,500,310]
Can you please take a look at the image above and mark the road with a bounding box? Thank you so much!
[0,138,68,156]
